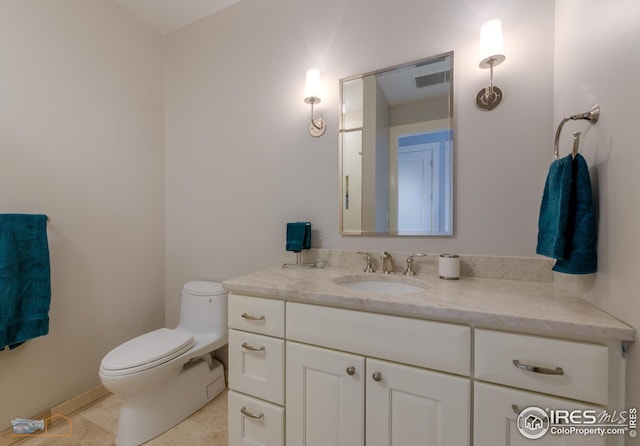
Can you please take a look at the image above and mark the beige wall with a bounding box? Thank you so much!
[0,0,165,429]
[554,0,640,441]
[164,0,555,325]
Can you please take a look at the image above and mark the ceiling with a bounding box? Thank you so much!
[112,0,241,34]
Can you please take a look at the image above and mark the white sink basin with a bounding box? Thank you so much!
[333,275,429,294]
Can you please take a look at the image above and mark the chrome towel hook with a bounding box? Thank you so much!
[553,104,600,160]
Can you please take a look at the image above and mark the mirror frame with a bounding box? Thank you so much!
[339,51,454,237]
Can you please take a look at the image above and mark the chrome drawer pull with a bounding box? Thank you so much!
[241,312,265,321]
[242,342,265,352]
[346,366,356,376]
[513,359,564,376]
[372,371,383,382]
[240,406,264,420]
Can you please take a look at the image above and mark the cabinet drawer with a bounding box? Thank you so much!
[475,329,608,405]
[229,329,285,405]
[474,382,605,446]
[228,390,284,446]
[286,302,470,376]
[229,294,285,337]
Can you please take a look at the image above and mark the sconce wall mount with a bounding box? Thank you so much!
[476,19,505,111]
[304,69,326,137]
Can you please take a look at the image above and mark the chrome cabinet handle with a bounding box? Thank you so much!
[240,406,264,419]
[372,371,382,382]
[346,366,356,376]
[513,359,564,376]
[241,313,265,321]
[242,342,265,352]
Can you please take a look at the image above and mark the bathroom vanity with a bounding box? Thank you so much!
[223,264,634,446]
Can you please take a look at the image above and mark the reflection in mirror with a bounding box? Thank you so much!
[339,52,453,236]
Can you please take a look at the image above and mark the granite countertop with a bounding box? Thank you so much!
[222,266,635,342]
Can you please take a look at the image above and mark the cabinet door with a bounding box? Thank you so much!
[475,382,607,446]
[286,341,365,446]
[366,358,470,446]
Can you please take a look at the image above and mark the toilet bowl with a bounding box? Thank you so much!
[99,281,228,446]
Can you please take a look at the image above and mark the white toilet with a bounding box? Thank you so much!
[99,281,228,446]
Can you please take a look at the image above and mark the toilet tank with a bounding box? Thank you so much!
[177,281,228,335]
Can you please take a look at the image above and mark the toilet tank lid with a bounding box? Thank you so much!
[183,280,227,296]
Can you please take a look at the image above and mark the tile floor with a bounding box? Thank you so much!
[15,389,228,446]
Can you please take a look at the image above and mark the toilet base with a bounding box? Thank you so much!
[114,356,225,446]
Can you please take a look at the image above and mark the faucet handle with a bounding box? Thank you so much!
[380,252,393,274]
[404,253,426,276]
[356,251,375,273]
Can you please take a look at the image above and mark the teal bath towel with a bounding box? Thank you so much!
[536,154,597,274]
[0,214,51,350]
[286,222,311,253]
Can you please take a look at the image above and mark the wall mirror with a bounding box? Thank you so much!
[339,51,453,236]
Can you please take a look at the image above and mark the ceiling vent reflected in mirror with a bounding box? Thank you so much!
[414,71,451,89]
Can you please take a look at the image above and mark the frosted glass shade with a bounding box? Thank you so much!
[304,69,321,101]
[479,20,505,68]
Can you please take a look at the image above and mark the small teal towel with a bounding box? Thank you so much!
[536,154,597,274]
[286,222,311,253]
[0,214,51,350]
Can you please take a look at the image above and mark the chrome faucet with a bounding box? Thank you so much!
[356,251,375,273]
[380,252,394,274]
[404,253,426,276]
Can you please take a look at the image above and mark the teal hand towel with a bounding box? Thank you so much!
[286,222,311,253]
[536,154,597,274]
[0,214,51,350]
[552,154,597,274]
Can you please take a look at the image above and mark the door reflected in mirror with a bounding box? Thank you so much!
[340,52,453,236]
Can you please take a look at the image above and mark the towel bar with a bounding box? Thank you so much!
[553,104,600,160]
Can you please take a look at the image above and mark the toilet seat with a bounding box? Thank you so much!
[100,328,194,377]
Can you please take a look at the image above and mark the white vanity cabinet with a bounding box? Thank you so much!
[227,291,627,446]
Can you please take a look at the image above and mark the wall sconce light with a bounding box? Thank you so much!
[476,19,505,111]
[304,69,326,137]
